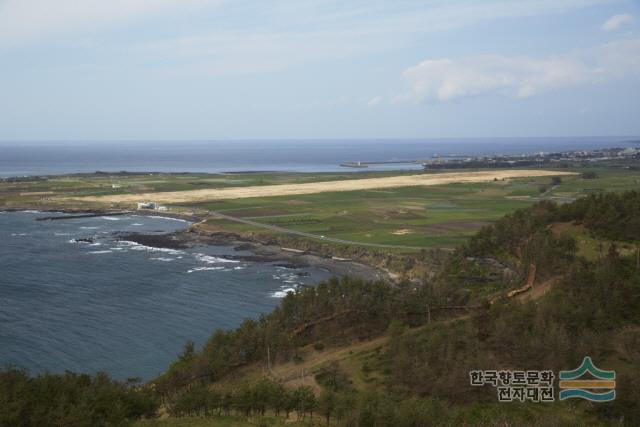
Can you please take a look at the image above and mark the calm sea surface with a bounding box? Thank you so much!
[0,212,331,380]
[0,137,636,177]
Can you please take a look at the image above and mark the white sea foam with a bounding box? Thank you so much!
[147,215,189,223]
[187,266,226,273]
[271,287,297,298]
[11,233,28,236]
[88,250,112,254]
[117,240,184,255]
[80,226,99,230]
[54,232,71,236]
[131,223,143,226]
[194,253,239,264]
[68,238,89,244]
[150,257,174,262]
[101,216,120,221]
[233,266,245,270]
[88,242,102,246]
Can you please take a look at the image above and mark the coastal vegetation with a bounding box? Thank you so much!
[3,190,639,426]
[0,369,158,427]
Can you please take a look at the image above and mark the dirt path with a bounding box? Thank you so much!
[76,170,575,205]
[516,275,561,302]
[271,274,561,388]
[209,211,428,250]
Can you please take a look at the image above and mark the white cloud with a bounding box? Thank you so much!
[136,28,398,76]
[367,96,384,107]
[396,38,640,103]
[132,0,617,76]
[602,13,634,31]
[0,0,217,46]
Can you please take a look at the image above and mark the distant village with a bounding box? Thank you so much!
[338,145,640,170]
[422,146,640,170]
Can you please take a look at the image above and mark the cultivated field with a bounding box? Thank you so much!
[77,170,574,204]
[3,165,638,250]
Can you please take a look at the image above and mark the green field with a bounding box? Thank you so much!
[2,164,640,251]
[0,170,422,202]
[187,166,640,249]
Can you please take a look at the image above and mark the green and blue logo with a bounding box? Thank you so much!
[559,357,615,402]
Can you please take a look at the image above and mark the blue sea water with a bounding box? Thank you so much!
[0,211,331,380]
[0,137,636,177]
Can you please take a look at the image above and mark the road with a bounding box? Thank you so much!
[209,211,431,250]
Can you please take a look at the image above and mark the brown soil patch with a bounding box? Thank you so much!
[78,170,576,205]
[392,229,413,235]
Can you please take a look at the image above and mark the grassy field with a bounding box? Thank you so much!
[0,170,425,205]
[76,170,571,204]
[2,164,639,250]
[189,166,640,249]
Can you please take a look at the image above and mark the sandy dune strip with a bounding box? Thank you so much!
[78,170,575,204]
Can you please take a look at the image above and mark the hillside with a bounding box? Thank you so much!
[2,191,639,426]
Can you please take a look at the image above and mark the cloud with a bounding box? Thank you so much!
[602,13,634,31]
[396,38,640,103]
[0,0,217,46]
[367,96,384,107]
[131,0,617,76]
[136,28,399,76]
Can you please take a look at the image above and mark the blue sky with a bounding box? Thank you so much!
[1,0,639,140]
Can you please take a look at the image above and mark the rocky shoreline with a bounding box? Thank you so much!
[2,207,391,283]
[117,228,391,282]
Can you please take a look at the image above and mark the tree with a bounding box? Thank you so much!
[294,386,316,420]
[318,389,336,425]
[179,340,195,362]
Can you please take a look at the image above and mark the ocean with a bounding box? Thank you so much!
[0,212,331,380]
[0,137,636,177]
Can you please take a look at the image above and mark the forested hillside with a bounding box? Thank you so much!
[2,191,639,426]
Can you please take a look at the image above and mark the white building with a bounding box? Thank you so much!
[137,202,157,210]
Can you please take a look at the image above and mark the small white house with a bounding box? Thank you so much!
[137,201,157,210]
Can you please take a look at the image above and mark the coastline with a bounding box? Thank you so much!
[1,207,391,283]
[117,228,391,283]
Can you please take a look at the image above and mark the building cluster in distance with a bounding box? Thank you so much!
[422,146,640,170]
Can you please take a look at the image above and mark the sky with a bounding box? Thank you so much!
[1,0,639,140]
